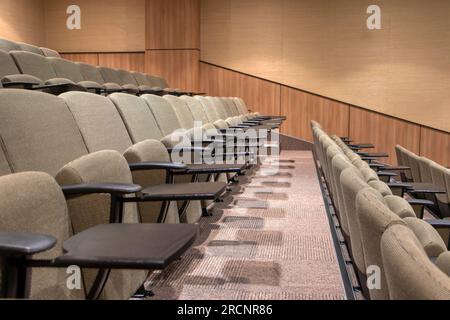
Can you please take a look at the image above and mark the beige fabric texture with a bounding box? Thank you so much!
[340,167,369,275]
[430,161,449,204]
[0,50,21,78]
[10,50,57,81]
[436,252,450,277]
[381,224,450,300]
[60,92,133,154]
[0,172,84,300]
[0,90,88,176]
[142,94,183,136]
[48,57,85,83]
[355,188,406,300]
[55,150,146,300]
[109,93,164,143]
[181,96,211,125]
[164,95,196,130]
[403,218,447,258]
[78,63,105,84]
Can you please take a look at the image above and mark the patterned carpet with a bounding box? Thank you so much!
[146,151,346,300]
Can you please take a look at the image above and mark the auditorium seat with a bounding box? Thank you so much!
[59,91,230,223]
[9,51,86,94]
[78,63,125,93]
[48,57,104,92]
[381,224,450,299]
[17,42,43,55]
[0,171,197,299]
[0,49,43,88]
[0,89,202,299]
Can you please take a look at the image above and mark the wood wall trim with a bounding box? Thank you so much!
[145,49,200,92]
[200,62,450,167]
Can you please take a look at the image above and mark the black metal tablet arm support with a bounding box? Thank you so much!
[0,182,199,300]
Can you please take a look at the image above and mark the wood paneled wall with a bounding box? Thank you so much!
[145,0,200,91]
[60,53,99,65]
[146,0,200,49]
[201,0,450,133]
[56,0,200,91]
[200,62,450,167]
[0,0,45,46]
[146,50,199,92]
[98,53,146,73]
[44,0,146,52]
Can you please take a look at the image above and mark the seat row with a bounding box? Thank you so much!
[0,37,185,96]
[395,145,450,218]
[0,88,284,299]
[311,121,450,300]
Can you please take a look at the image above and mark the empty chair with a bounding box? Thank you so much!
[117,69,143,92]
[48,57,103,91]
[9,51,86,94]
[381,224,450,300]
[0,50,43,87]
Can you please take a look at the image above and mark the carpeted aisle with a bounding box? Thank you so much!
[146,151,346,300]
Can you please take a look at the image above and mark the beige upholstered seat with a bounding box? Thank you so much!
[381,224,450,300]
[0,89,147,299]
[0,172,84,299]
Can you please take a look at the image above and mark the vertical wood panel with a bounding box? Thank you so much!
[145,50,199,92]
[420,127,450,167]
[98,53,145,72]
[60,53,99,65]
[349,107,421,165]
[280,86,350,142]
[199,62,281,117]
[146,0,200,49]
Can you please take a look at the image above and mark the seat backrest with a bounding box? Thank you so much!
[430,161,450,205]
[118,69,139,86]
[151,76,169,89]
[406,151,422,182]
[78,62,106,84]
[141,94,183,136]
[164,95,196,130]
[356,187,407,300]
[0,38,21,52]
[60,92,133,154]
[132,72,151,87]
[109,93,164,143]
[381,224,450,300]
[208,97,229,120]
[0,50,21,78]
[98,67,122,85]
[340,166,371,275]
[417,157,433,183]
[0,89,88,176]
[10,51,57,81]
[221,97,240,117]
[196,96,220,122]
[18,42,43,55]
[40,47,61,58]
[180,96,210,125]
[48,57,85,83]
[233,97,249,114]
[0,172,84,299]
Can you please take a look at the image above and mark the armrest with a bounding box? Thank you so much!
[229,125,250,129]
[167,146,212,153]
[370,163,386,170]
[1,74,42,88]
[408,199,434,207]
[129,162,187,172]
[349,143,375,149]
[0,232,56,255]
[378,171,398,177]
[387,182,413,190]
[62,183,142,196]
[361,156,378,162]
[191,139,225,145]
[357,152,389,158]
[427,219,450,230]
[382,166,411,172]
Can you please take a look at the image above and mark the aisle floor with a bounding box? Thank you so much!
[146,151,346,300]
